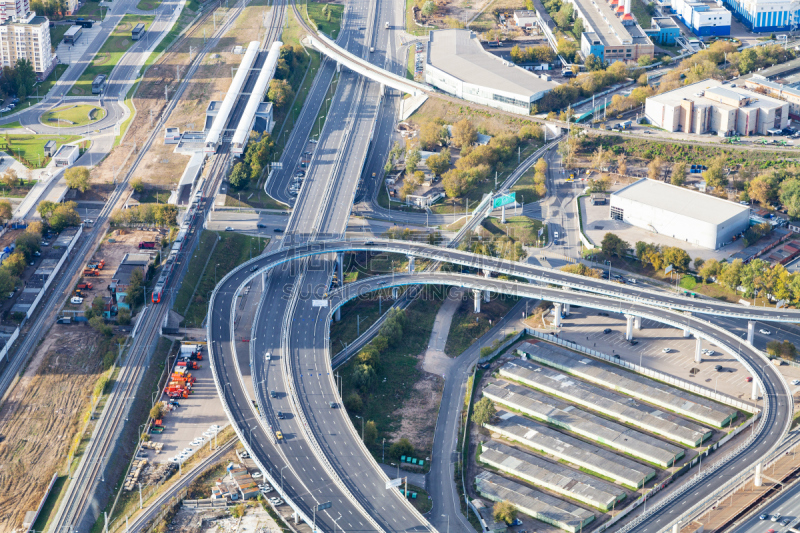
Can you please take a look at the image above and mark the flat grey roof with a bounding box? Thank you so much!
[572,0,650,46]
[427,29,557,99]
[612,178,750,227]
[486,410,656,488]
[475,471,594,533]
[500,359,711,447]
[517,341,737,428]
[750,56,800,81]
[484,380,684,467]
[650,79,786,112]
[480,440,625,511]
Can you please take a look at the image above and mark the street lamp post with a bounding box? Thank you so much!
[355,415,364,441]
[280,465,287,495]
[214,263,220,286]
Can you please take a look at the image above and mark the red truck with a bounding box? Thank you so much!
[77,282,93,290]
[83,269,99,276]
[177,360,199,370]
[139,241,157,249]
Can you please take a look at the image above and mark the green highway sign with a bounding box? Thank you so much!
[493,192,516,209]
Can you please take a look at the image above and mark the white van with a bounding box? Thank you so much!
[266,352,271,361]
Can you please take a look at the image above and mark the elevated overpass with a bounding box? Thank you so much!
[304,32,428,96]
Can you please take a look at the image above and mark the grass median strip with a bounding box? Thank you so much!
[69,14,155,97]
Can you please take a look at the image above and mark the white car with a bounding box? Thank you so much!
[266,352,271,361]
[792,380,800,386]
[182,447,193,454]
[759,329,771,335]
[554,231,559,239]
[706,350,715,356]
[252,472,263,479]
[662,348,672,353]
[71,296,83,304]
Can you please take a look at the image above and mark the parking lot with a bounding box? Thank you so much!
[147,344,230,464]
[550,309,754,404]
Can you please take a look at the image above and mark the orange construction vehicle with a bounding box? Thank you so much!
[176,360,199,370]
[77,282,93,290]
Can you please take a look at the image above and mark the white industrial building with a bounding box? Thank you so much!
[645,79,789,136]
[425,29,558,115]
[610,179,750,249]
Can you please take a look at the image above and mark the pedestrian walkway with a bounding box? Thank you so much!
[421,288,462,375]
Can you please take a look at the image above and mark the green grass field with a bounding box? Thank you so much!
[68,15,154,96]
[49,24,72,47]
[0,134,82,168]
[67,0,107,19]
[136,0,162,10]
[0,121,22,129]
[181,231,269,327]
[306,1,344,39]
[481,216,545,246]
[36,64,69,100]
[42,104,106,127]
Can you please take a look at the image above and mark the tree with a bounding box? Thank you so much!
[780,178,800,217]
[671,162,687,186]
[617,154,627,175]
[48,204,81,232]
[64,166,90,193]
[647,157,664,180]
[585,53,604,71]
[493,501,518,525]
[698,259,722,282]
[26,220,43,235]
[1,169,15,189]
[702,158,726,189]
[418,120,447,150]
[117,308,131,325]
[557,38,579,62]
[0,199,11,223]
[719,259,744,291]
[14,231,40,261]
[472,397,496,426]
[662,246,691,272]
[363,420,378,444]
[591,146,612,170]
[128,268,145,308]
[421,0,436,16]
[2,252,25,276]
[426,149,451,176]
[601,232,628,257]
[149,403,164,419]
[388,437,414,460]
[12,58,35,100]
[131,177,145,193]
[37,200,57,220]
[451,119,477,149]
[353,363,376,391]
[405,149,421,175]
[344,392,363,412]
[267,79,294,108]
[554,3,573,28]
[356,345,380,368]
[229,162,249,189]
[0,268,16,298]
[589,176,609,193]
[572,17,584,40]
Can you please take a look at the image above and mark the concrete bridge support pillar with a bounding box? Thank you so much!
[684,328,691,338]
[261,271,267,289]
[634,316,642,330]
[625,315,634,341]
[672,523,680,533]
[392,287,398,299]
[564,303,570,316]
[335,307,341,322]
[337,252,344,286]
[748,321,755,344]
[695,339,702,364]
[408,256,415,273]
[752,379,759,401]
[484,290,490,302]
[755,462,763,487]
[554,303,562,328]
[473,290,482,313]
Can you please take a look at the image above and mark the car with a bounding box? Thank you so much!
[329,401,337,408]
[772,513,781,522]
[603,328,612,334]
[272,499,284,506]
[792,379,800,385]
[257,223,267,229]
[225,227,234,231]
[714,365,723,371]
[662,348,672,353]
[554,231,559,239]
[70,296,83,304]
[270,390,278,398]
[266,352,271,361]
[746,376,753,382]
[759,514,769,520]
[252,472,263,479]
[760,329,771,335]
[10,98,18,104]
[629,340,638,345]
[598,312,609,317]
[782,518,791,526]
[182,447,193,454]
[706,350,716,356]
[273,228,284,233]
[276,431,283,440]
[294,170,305,177]
[261,485,273,493]
[250,265,259,272]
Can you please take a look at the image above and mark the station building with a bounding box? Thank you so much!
[645,79,789,136]
[424,29,558,115]
[610,178,751,250]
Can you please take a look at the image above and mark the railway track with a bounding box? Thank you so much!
[46,2,287,531]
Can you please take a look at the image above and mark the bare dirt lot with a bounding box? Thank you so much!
[389,361,443,460]
[0,326,106,532]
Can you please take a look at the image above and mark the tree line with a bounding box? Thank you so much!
[229,132,275,189]
[110,203,177,227]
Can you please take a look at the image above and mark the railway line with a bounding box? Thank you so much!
[44,2,287,531]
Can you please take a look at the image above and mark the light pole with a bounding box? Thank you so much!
[214,263,220,285]
[355,415,364,441]
[391,462,399,478]
[605,260,611,280]
[382,438,385,463]
[280,465,287,494]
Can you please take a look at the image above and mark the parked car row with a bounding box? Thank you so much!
[168,424,222,464]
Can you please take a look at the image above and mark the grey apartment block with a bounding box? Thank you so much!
[516,341,736,428]
[483,380,684,467]
[476,471,595,533]
[485,411,655,489]
[480,440,625,511]
[499,359,711,447]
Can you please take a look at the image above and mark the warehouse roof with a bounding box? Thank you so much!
[612,178,749,226]
[480,440,625,511]
[483,380,684,467]
[499,359,711,447]
[426,29,557,99]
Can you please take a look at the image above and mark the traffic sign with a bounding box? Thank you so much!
[664,264,673,275]
[312,300,328,307]
[493,192,516,209]
[385,478,402,489]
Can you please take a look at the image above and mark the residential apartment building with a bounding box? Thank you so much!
[0,0,28,24]
[0,12,54,80]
